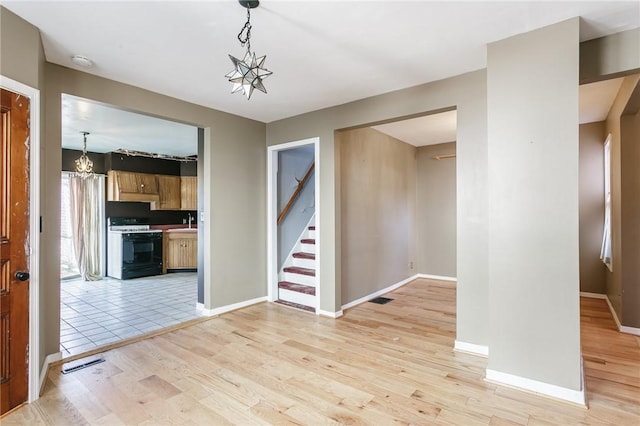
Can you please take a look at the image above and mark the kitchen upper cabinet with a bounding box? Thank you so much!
[108,171,196,210]
[107,171,160,203]
[181,176,197,211]
[164,231,197,272]
[153,175,181,210]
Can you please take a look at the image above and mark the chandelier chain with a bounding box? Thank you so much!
[237,7,252,51]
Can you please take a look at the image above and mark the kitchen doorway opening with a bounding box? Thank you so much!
[59,94,203,358]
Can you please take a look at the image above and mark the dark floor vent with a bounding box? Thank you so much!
[369,297,394,305]
[61,355,105,374]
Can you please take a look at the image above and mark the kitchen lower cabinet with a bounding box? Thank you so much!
[164,231,197,272]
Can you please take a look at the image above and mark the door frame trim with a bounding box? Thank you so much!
[0,75,41,403]
[267,137,320,312]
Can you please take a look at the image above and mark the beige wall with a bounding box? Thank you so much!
[41,65,267,359]
[0,6,49,370]
[338,128,416,303]
[487,19,581,390]
[416,142,457,277]
[267,70,489,345]
[580,28,640,83]
[579,122,606,294]
[605,74,640,324]
[0,7,43,89]
[620,95,640,328]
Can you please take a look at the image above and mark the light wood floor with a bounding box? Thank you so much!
[3,279,639,425]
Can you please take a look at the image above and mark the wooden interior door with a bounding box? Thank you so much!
[0,89,31,415]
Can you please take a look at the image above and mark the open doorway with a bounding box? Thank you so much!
[59,94,203,357]
[267,138,320,313]
[337,109,458,309]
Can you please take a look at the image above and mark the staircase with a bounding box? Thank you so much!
[277,219,316,312]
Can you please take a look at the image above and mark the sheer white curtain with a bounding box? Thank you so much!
[68,173,105,281]
[600,135,612,271]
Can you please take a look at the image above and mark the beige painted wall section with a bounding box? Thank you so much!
[580,28,640,83]
[43,63,266,359]
[620,98,640,328]
[0,6,49,370]
[578,122,606,294]
[416,143,456,277]
[338,128,416,304]
[0,6,43,89]
[267,70,488,346]
[487,19,582,390]
[605,74,640,323]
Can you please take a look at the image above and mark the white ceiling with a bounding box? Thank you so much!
[6,1,636,154]
[4,0,639,125]
[373,110,457,147]
[579,77,624,124]
[62,95,198,156]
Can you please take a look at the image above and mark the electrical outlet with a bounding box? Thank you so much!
[409,261,414,269]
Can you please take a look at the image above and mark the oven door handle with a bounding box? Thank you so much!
[122,232,163,241]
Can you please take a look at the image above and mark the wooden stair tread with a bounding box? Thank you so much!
[300,238,315,244]
[274,299,315,313]
[308,226,316,230]
[292,252,315,260]
[283,266,316,277]
[278,281,316,295]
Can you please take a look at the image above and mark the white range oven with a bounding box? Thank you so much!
[107,217,163,280]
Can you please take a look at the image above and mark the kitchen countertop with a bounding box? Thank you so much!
[165,228,197,233]
[150,224,198,232]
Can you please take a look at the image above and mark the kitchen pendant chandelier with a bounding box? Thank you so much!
[225,0,272,100]
[75,131,94,176]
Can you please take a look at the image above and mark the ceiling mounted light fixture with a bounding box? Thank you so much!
[71,54,93,68]
[225,0,272,100]
[75,131,94,176]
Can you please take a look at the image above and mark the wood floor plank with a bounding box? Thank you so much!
[3,279,639,424]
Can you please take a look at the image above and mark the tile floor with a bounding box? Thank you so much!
[60,272,203,357]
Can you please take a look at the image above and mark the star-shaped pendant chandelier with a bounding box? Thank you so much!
[226,0,272,100]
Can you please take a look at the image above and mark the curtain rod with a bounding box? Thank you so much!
[431,153,456,160]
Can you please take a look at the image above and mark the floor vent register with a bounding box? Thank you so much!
[368,297,394,305]
[61,355,105,374]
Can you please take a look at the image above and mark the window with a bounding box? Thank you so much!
[600,135,612,271]
[60,172,80,279]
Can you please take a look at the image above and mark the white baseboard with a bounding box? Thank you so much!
[580,292,640,336]
[341,274,419,311]
[417,274,457,282]
[579,291,607,299]
[604,296,640,335]
[197,296,268,316]
[39,352,62,395]
[485,368,586,406]
[604,294,623,330]
[454,340,489,357]
[620,325,640,336]
[317,309,343,318]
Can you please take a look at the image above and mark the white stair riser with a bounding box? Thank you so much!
[292,257,315,269]
[308,230,315,239]
[283,272,316,286]
[279,288,316,307]
[301,243,315,254]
